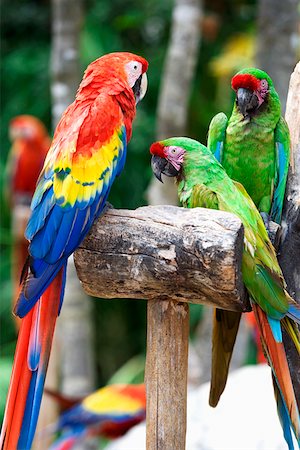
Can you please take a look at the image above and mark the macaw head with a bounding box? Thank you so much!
[77,52,148,104]
[9,115,49,143]
[150,137,204,182]
[231,68,277,118]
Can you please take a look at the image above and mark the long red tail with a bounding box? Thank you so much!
[0,269,64,450]
[252,303,300,446]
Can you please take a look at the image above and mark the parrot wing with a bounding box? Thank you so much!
[270,117,290,223]
[16,94,127,317]
[188,184,242,408]
[207,112,228,162]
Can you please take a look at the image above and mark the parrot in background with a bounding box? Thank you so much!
[45,384,146,449]
[0,52,148,450]
[206,68,290,411]
[150,137,300,449]
[6,115,50,207]
[5,115,50,325]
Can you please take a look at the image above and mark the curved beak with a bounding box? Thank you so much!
[236,87,259,117]
[133,73,148,104]
[151,155,179,183]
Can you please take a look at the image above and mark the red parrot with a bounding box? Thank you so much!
[5,115,50,324]
[6,115,50,207]
[0,52,148,450]
[45,384,146,449]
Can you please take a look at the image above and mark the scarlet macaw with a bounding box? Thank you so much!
[0,52,148,449]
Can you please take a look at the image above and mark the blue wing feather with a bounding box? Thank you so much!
[207,112,228,163]
[214,141,223,162]
[270,142,289,223]
[270,118,290,224]
[46,207,78,264]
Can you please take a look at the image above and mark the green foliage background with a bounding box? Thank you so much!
[0,0,257,414]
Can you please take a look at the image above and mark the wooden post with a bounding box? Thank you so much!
[146,300,189,450]
[74,205,247,450]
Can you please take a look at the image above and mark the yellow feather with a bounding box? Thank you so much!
[83,386,143,414]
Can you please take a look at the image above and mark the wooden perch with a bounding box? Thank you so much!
[74,205,247,450]
[74,205,248,312]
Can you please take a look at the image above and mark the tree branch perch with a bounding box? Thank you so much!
[74,205,248,312]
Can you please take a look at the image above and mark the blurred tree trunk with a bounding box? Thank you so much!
[51,0,83,126]
[147,0,202,206]
[51,0,95,397]
[256,0,299,108]
[34,1,95,447]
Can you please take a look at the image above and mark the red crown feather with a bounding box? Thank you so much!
[231,74,260,92]
[150,142,166,158]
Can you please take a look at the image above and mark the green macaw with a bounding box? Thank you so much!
[150,137,300,449]
[206,68,291,413]
[207,67,290,224]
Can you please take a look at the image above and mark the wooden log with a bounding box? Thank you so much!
[279,62,300,406]
[74,205,248,312]
[145,300,189,450]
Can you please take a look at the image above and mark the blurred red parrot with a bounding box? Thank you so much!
[5,115,50,326]
[6,115,50,207]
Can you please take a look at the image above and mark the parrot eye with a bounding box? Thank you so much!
[167,146,184,158]
[260,79,268,89]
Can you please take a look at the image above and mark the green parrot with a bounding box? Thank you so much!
[150,137,300,449]
[206,68,291,413]
[207,67,290,224]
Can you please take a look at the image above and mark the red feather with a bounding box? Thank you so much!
[0,270,64,449]
[150,142,165,158]
[231,74,260,92]
[252,303,300,440]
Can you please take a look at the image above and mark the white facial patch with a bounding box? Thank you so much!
[125,61,143,88]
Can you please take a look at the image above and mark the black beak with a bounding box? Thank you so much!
[132,75,142,100]
[236,88,259,117]
[151,155,179,183]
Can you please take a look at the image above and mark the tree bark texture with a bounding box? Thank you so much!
[147,0,202,206]
[145,300,189,450]
[256,0,299,107]
[74,205,248,312]
[279,62,300,406]
[51,0,82,126]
